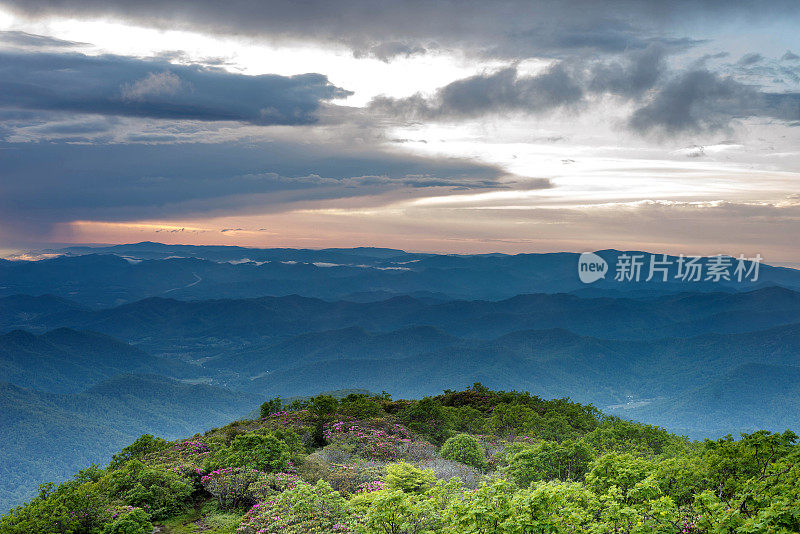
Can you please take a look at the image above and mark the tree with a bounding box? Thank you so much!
[385,462,436,494]
[219,432,290,472]
[108,435,169,469]
[506,440,593,486]
[309,395,338,446]
[259,397,282,418]
[440,434,487,470]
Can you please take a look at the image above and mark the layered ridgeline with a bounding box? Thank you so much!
[1,386,798,534]
[2,287,800,511]
[4,243,800,306]
[2,288,799,432]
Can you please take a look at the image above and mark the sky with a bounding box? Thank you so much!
[0,1,799,261]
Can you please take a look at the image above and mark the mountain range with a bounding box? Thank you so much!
[4,243,799,306]
[1,243,799,512]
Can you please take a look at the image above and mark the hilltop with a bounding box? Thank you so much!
[2,384,798,533]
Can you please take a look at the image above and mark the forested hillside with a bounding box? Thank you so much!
[2,285,800,511]
[2,246,800,520]
[2,385,798,533]
[0,375,259,512]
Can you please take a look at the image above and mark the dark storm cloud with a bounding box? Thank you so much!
[589,44,666,97]
[6,0,794,60]
[0,137,538,237]
[371,63,584,119]
[372,46,670,120]
[372,43,798,134]
[628,66,800,134]
[0,50,351,124]
[628,70,760,134]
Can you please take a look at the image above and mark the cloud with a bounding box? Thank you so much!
[628,70,760,134]
[761,92,800,122]
[370,46,671,122]
[0,29,84,48]
[352,41,427,62]
[121,71,186,102]
[782,50,800,61]
[371,63,584,119]
[589,44,666,97]
[25,117,117,135]
[629,68,800,134]
[737,52,764,66]
[0,136,526,241]
[3,0,775,60]
[0,49,351,124]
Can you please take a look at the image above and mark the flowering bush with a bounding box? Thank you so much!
[263,409,311,430]
[357,480,385,493]
[173,438,210,456]
[300,453,386,497]
[247,472,301,501]
[237,480,355,534]
[201,467,303,509]
[324,419,418,461]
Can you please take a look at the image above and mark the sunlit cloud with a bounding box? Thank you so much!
[0,1,799,261]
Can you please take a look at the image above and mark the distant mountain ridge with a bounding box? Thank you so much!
[3,244,798,306]
[0,328,200,393]
[3,287,799,357]
[620,363,800,438]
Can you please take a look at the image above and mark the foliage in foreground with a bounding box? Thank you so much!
[2,384,799,533]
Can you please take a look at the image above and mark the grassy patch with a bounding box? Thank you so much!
[156,500,244,534]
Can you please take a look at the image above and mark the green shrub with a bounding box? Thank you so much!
[339,396,384,419]
[200,467,262,509]
[384,462,436,494]
[109,434,170,469]
[400,397,451,444]
[0,473,109,534]
[440,434,487,470]
[101,508,152,534]
[506,440,593,486]
[217,432,290,472]
[446,406,487,434]
[107,461,192,520]
[260,397,283,418]
[584,452,652,500]
[582,419,681,457]
[307,395,339,446]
